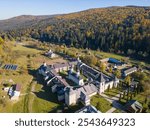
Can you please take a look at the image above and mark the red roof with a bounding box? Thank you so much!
[15,84,21,91]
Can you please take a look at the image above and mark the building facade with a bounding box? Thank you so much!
[38,58,119,106]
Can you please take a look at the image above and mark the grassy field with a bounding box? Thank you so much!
[58,46,150,67]
[104,88,121,98]
[93,51,125,60]
[91,95,112,113]
[0,41,149,113]
[0,42,66,113]
[113,109,122,113]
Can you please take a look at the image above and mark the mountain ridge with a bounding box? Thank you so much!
[0,5,150,31]
[0,6,150,61]
[0,14,60,31]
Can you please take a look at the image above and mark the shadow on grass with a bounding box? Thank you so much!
[104,90,120,97]
[28,69,84,113]
[104,93,118,98]
[59,72,77,86]
[28,69,44,85]
[23,45,45,51]
[28,69,61,103]
[49,102,84,113]
[33,86,61,104]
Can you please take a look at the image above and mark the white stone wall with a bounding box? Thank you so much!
[105,81,114,90]
[89,91,97,97]
[98,82,105,94]
[114,80,119,87]
[124,69,137,76]
[98,81,117,94]
[68,74,84,86]
[65,92,77,106]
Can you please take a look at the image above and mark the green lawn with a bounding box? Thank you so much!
[91,95,112,113]
[113,109,122,113]
[104,88,121,98]
[94,51,125,61]
[133,93,147,104]
[1,41,149,113]
[0,42,63,113]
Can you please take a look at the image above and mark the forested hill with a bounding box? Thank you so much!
[0,15,58,31]
[0,6,150,60]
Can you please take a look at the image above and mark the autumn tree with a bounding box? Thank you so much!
[124,75,131,86]
[0,37,4,45]
[99,62,106,72]
[114,70,121,78]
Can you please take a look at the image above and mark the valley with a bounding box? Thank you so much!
[0,40,149,113]
[0,6,150,113]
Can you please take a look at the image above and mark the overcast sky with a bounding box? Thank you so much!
[0,0,150,20]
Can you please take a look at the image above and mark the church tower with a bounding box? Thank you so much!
[98,73,105,94]
[65,87,76,106]
[114,76,119,88]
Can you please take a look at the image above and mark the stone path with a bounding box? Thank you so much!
[101,93,125,113]
[106,107,116,113]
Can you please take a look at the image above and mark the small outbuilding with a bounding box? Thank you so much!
[124,100,143,113]
[8,84,21,100]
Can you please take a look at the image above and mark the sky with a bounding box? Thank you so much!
[0,0,150,20]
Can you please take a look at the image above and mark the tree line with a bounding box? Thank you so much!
[1,7,150,61]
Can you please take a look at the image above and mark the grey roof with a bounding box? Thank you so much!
[99,73,105,82]
[53,63,70,69]
[69,71,83,80]
[50,69,58,76]
[45,69,58,81]
[76,84,97,99]
[45,67,69,87]
[83,84,97,95]
[69,61,78,66]
[80,64,99,77]
[57,77,69,87]
[78,62,111,83]
[124,67,137,75]
[66,83,97,102]
[76,105,100,113]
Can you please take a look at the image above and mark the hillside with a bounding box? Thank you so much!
[0,6,150,61]
[0,15,58,31]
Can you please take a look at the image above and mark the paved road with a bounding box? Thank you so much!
[106,107,116,113]
[101,93,125,113]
